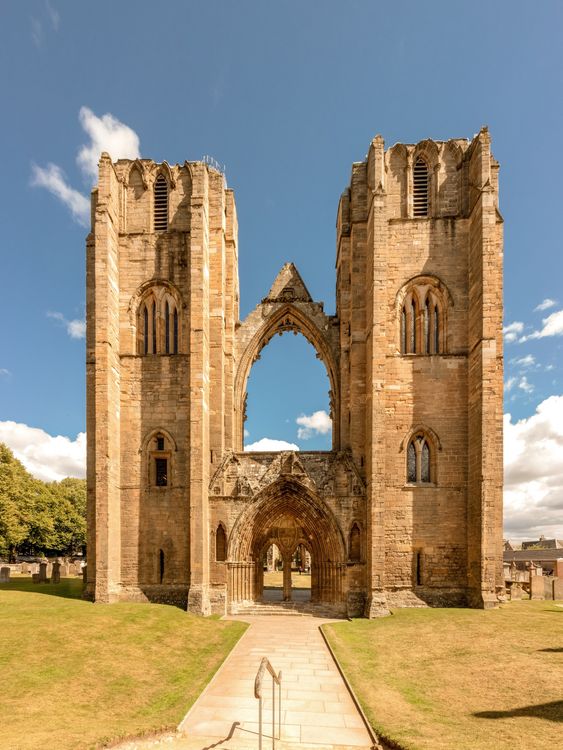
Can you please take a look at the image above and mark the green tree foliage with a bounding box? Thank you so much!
[0,444,86,559]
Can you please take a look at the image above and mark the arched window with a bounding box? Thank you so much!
[349,523,361,562]
[398,280,448,355]
[154,174,169,231]
[149,432,172,488]
[406,433,434,484]
[413,158,429,217]
[143,304,149,354]
[216,524,227,562]
[137,287,181,355]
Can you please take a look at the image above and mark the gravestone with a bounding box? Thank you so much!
[543,577,554,600]
[510,584,523,600]
[0,567,10,582]
[32,573,40,583]
[530,575,544,600]
[39,561,48,583]
[21,563,30,574]
[553,578,563,600]
[51,561,61,584]
[60,563,70,577]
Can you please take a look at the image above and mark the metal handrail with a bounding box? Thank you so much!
[254,657,282,750]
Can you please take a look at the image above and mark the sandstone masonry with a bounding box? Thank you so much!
[86,130,505,616]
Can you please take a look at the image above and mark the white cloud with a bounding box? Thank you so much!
[47,311,86,339]
[31,17,43,47]
[76,106,140,181]
[520,309,563,342]
[505,377,516,392]
[0,421,85,482]
[504,396,563,539]
[244,428,250,438]
[296,410,332,440]
[503,321,524,344]
[244,438,300,452]
[46,1,60,31]
[510,354,535,369]
[31,107,140,226]
[518,376,534,394]
[31,163,90,226]
[534,298,557,312]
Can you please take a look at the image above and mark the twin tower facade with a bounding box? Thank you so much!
[86,129,504,616]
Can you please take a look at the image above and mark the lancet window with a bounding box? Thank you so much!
[154,174,169,231]
[406,433,434,484]
[216,524,227,562]
[138,288,180,355]
[413,158,429,217]
[399,281,447,355]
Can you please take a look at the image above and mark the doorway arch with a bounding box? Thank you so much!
[227,476,347,609]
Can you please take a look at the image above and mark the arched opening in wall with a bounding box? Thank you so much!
[243,332,332,452]
[261,542,312,603]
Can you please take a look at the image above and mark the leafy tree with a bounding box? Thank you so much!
[0,444,86,559]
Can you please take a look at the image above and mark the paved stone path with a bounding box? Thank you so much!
[176,615,373,749]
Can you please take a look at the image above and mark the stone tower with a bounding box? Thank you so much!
[86,128,504,616]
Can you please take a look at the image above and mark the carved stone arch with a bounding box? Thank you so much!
[395,274,453,354]
[399,424,442,453]
[413,139,440,170]
[128,278,183,321]
[228,477,346,563]
[214,521,228,562]
[385,143,408,218]
[234,264,340,451]
[395,274,454,311]
[140,427,178,453]
[125,159,149,189]
[150,161,176,189]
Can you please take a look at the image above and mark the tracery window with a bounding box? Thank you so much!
[399,281,447,355]
[406,433,433,484]
[137,288,180,355]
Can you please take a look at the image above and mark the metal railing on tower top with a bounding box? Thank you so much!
[254,657,282,750]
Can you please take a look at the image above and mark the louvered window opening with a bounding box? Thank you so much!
[154,176,169,231]
[413,159,429,217]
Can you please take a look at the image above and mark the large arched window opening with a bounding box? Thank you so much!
[136,286,181,355]
[243,331,333,452]
[398,277,450,355]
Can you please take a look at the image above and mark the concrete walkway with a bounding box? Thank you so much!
[176,615,373,749]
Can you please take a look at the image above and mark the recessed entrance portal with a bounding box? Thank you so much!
[227,476,346,613]
[262,542,312,603]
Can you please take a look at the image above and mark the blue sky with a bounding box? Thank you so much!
[0,1,562,537]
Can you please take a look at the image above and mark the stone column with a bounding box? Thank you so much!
[282,556,292,601]
[51,561,61,584]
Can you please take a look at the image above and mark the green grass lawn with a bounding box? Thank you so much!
[0,578,247,750]
[324,601,563,750]
[263,570,312,589]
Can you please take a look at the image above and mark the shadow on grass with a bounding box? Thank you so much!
[539,647,563,652]
[0,577,84,600]
[474,700,563,723]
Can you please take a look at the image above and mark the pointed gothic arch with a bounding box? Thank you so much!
[234,264,340,451]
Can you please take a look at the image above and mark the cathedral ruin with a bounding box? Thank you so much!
[86,129,504,616]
